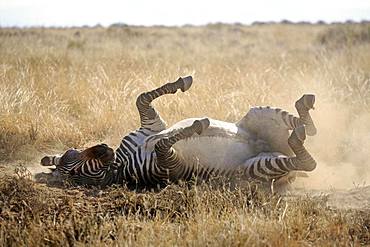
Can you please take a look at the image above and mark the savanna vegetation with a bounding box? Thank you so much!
[0,22,370,246]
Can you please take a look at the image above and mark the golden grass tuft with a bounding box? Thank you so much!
[1,170,369,246]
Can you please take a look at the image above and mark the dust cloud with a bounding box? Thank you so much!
[295,97,370,190]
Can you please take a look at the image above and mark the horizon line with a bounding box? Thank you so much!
[1,19,369,29]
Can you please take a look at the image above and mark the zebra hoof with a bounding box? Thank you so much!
[41,156,52,166]
[295,94,315,111]
[179,76,193,92]
[193,118,210,135]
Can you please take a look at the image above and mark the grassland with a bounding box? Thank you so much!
[0,23,370,246]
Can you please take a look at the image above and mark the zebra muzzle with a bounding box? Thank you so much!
[41,156,52,166]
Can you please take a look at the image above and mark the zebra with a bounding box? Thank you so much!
[41,76,317,189]
[41,143,117,186]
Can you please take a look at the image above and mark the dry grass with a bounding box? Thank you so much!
[1,23,370,246]
[1,169,369,246]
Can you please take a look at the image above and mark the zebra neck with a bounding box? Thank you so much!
[84,159,110,171]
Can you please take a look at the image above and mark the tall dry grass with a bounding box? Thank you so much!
[0,23,370,246]
[1,168,369,246]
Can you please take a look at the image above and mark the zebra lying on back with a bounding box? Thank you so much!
[41,76,317,189]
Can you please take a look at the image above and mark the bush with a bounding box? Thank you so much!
[317,24,370,48]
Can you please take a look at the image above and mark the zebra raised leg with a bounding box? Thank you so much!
[276,94,317,135]
[154,118,210,182]
[243,125,316,183]
[295,94,317,136]
[136,76,193,132]
[271,94,317,135]
[236,94,317,157]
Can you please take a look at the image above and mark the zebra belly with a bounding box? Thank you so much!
[237,107,293,156]
[173,136,256,172]
[168,118,268,173]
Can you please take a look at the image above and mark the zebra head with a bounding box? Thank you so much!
[40,143,115,179]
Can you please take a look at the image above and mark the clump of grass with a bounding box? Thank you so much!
[67,39,86,50]
[0,171,369,246]
[317,24,370,48]
[0,117,35,160]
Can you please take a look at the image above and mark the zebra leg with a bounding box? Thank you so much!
[295,94,317,136]
[154,118,210,181]
[274,94,316,135]
[136,76,193,131]
[237,95,316,140]
[243,125,316,182]
[287,125,317,171]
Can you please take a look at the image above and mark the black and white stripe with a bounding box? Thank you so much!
[41,145,116,186]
